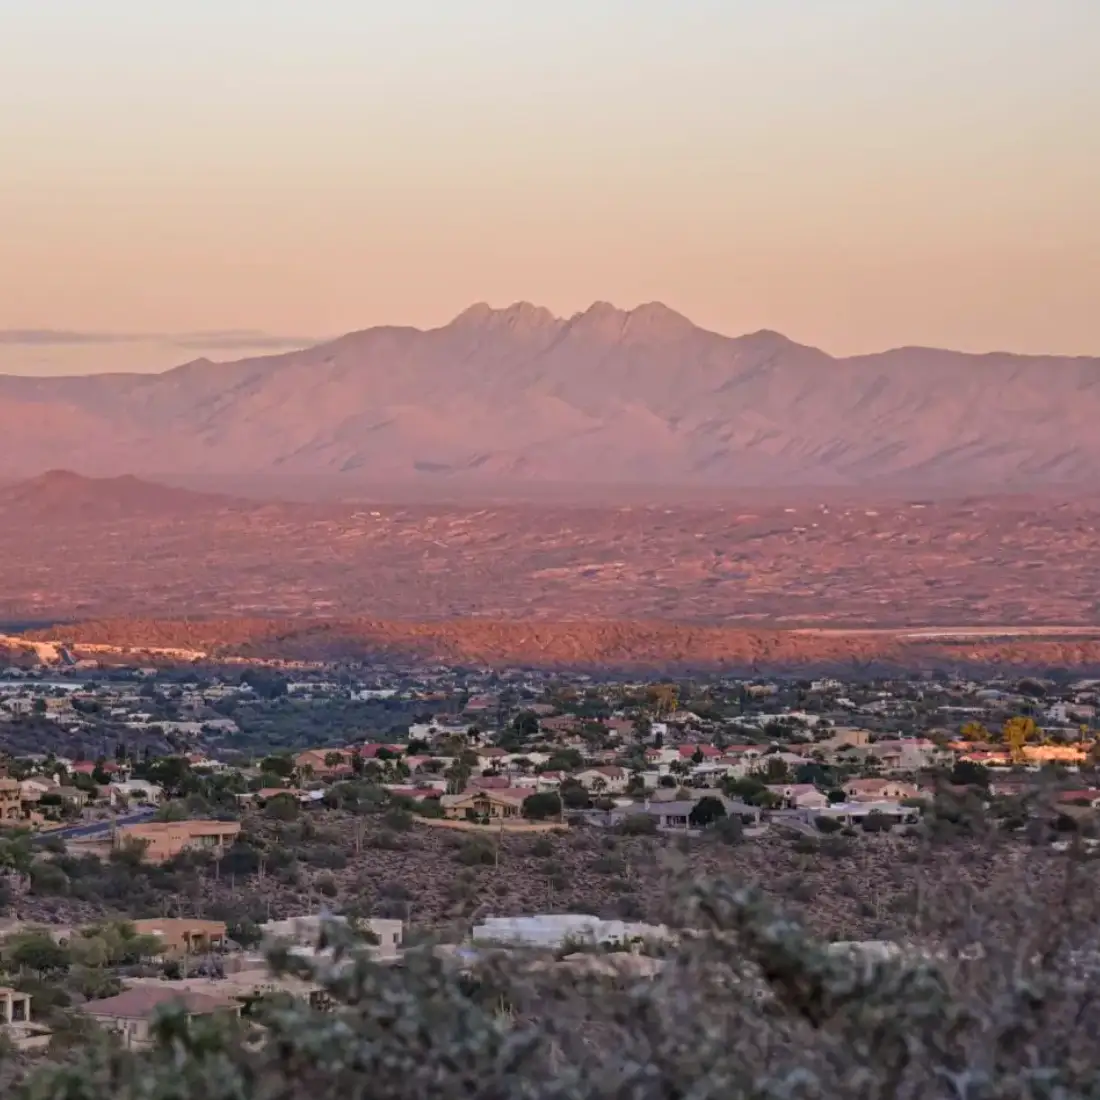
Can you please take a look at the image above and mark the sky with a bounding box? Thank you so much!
[1,0,1098,375]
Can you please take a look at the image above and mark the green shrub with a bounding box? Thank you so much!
[456,836,497,867]
[616,814,658,836]
[19,868,1100,1100]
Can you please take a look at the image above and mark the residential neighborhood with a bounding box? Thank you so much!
[1,654,1099,1082]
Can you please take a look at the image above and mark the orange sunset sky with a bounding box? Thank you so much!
[1,1,1098,375]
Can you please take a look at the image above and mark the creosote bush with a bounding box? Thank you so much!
[18,838,1100,1100]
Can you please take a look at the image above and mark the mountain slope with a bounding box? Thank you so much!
[0,470,243,521]
[1,302,1098,487]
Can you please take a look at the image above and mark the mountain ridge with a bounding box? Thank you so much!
[1,301,1098,489]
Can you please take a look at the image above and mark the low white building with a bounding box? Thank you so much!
[262,914,404,960]
[472,914,672,950]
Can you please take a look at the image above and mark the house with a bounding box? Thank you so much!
[811,800,921,828]
[439,787,528,821]
[0,777,27,821]
[677,745,721,762]
[355,743,407,760]
[0,986,31,1024]
[843,779,920,803]
[294,749,353,778]
[540,716,580,735]
[644,747,678,767]
[574,766,629,794]
[1056,789,1100,809]
[817,728,872,752]
[19,776,87,808]
[958,750,1012,767]
[468,775,513,791]
[628,797,761,831]
[114,820,242,863]
[721,746,765,772]
[766,784,829,811]
[1021,744,1088,766]
[70,760,127,779]
[0,986,51,1051]
[475,747,509,771]
[131,918,228,958]
[81,986,241,1050]
[261,915,403,960]
[109,779,164,806]
[868,739,942,772]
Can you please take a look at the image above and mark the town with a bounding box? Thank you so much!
[0,649,1098,1074]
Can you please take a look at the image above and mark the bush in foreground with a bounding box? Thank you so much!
[18,848,1100,1100]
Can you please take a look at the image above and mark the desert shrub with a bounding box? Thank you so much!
[591,855,627,876]
[616,814,658,836]
[22,855,1100,1100]
[522,792,563,820]
[815,815,843,834]
[529,836,554,858]
[819,837,854,859]
[28,861,70,897]
[300,845,348,870]
[376,880,411,902]
[367,830,407,851]
[383,808,414,832]
[456,836,497,867]
[264,794,300,821]
[711,815,744,846]
[861,811,893,834]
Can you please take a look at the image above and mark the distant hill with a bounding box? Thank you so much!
[1,302,1099,488]
[0,470,240,521]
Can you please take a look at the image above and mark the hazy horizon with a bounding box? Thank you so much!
[2,1,1098,376]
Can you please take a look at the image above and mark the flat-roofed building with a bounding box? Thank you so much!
[115,820,241,863]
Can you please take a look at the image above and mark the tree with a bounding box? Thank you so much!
[763,758,790,783]
[689,797,727,829]
[648,683,679,717]
[861,811,892,833]
[522,792,563,821]
[260,755,295,779]
[559,781,591,810]
[950,759,991,788]
[960,720,990,742]
[265,794,300,821]
[512,711,540,738]
[542,750,584,773]
[6,931,70,976]
[140,756,194,798]
[711,814,743,845]
[154,800,189,822]
[1002,716,1038,763]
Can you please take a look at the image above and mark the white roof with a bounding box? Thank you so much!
[472,914,670,948]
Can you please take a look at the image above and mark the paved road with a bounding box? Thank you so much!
[34,808,157,843]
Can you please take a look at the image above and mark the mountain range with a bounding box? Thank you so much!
[2,301,1098,488]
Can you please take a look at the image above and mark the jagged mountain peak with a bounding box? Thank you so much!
[448,301,561,333]
[0,304,1097,489]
